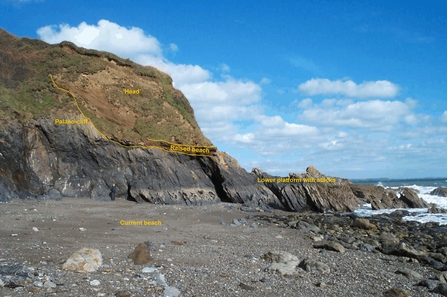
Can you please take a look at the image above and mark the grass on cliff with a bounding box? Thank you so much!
[0,30,211,146]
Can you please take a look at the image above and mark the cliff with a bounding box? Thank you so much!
[0,28,281,208]
[0,29,428,213]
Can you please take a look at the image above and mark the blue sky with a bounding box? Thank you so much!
[1,0,446,178]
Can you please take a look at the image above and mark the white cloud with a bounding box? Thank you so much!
[299,99,415,131]
[38,20,162,58]
[260,77,271,84]
[230,115,321,155]
[169,43,178,52]
[137,55,211,86]
[289,57,319,73]
[220,63,230,72]
[298,98,312,108]
[298,78,400,98]
[441,111,447,122]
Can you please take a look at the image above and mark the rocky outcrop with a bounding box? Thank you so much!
[350,184,428,210]
[253,211,447,272]
[431,187,447,197]
[350,184,400,209]
[0,117,284,210]
[0,117,431,214]
[399,188,429,208]
[253,167,361,213]
[199,154,282,209]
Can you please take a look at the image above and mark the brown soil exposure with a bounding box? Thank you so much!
[0,199,439,296]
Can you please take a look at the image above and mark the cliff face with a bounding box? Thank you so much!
[0,116,283,208]
[0,29,428,213]
[0,29,281,207]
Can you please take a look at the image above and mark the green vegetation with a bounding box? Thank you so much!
[0,29,212,147]
[163,87,194,126]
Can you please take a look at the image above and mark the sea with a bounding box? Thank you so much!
[350,178,447,225]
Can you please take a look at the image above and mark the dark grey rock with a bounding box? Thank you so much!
[395,268,422,279]
[350,184,402,210]
[418,256,447,271]
[0,263,32,278]
[431,283,447,296]
[238,217,248,224]
[430,187,447,197]
[439,271,447,283]
[240,206,257,212]
[430,252,447,264]
[416,279,439,290]
[399,188,428,208]
[299,258,330,274]
[298,221,321,233]
[314,241,346,253]
[383,288,410,297]
[359,243,375,252]
[382,242,427,259]
[428,204,447,213]
[380,232,400,246]
[239,282,256,291]
[253,167,360,213]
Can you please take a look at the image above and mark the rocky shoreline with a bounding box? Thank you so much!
[1,198,447,296]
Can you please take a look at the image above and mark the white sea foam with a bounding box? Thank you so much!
[353,184,447,225]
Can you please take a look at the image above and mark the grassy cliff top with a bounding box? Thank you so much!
[0,28,213,148]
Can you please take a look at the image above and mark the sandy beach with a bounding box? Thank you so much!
[0,198,443,296]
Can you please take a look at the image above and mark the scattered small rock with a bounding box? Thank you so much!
[154,273,167,286]
[90,279,100,286]
[431,283,447,296]
[314,281,327,288]
[239,282,256,291]
[115,291,132,297]
[395,268,422,279]
[440,271,447,283]
[383,287,410,297]
[261,251,299,263]
[164,286,181,297]
[142,267,157,273]
[416,279,439,290]
[314,241,346,253]
[128,243,153,265]
[299,259,330,274]
[43,281,56,288]
[352,218,377,231]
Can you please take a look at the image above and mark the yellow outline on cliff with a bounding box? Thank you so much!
[49,74,217,157]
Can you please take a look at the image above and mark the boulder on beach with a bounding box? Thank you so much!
[62,248,102,272]
[128,242,153,265]
[261,251,300,276]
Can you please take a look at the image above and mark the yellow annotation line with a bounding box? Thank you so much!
[49,74,216,157]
